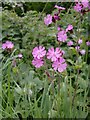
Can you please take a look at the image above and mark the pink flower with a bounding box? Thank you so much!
[5,41,14,49]
[52,14,60,22]
[53,14,59,20]
[57,30,67,42]
[52,57,67,73]
[80,49,86,55]
[67,41,73,46]
[54,5,65,10]
[81,0,89,8]
[32,46,46,59]
[47,47,63,62]
[78,39,82,44]
[32,58,44,68]
[18,54,23,59]
[2,41,14,50]
[44,14,52,26]
[66,24,73,32]
[75,46,80,51]
[86,41,90,46]
[74,3,82,12]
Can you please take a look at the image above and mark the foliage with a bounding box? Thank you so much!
[0,1,90,119]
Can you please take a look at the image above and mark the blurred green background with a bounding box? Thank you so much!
[2,2,74,16]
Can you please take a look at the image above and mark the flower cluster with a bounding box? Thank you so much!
[57,24,73,42]
[32,46,46,68]
[75,39,89,55]
[74,0,90,14]
[44,5,65,26]
[32,4,89,73]
[32,46,67,73]
[2,41,14,50]
[67,38,89,55]
[2,40,23,57]
[75,45,86,55]
[44,5,74,43]
[32,5,68,72]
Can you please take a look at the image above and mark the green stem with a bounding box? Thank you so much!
[72,12,83,106]
[7,65,12,116]
[72,69,79,106]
